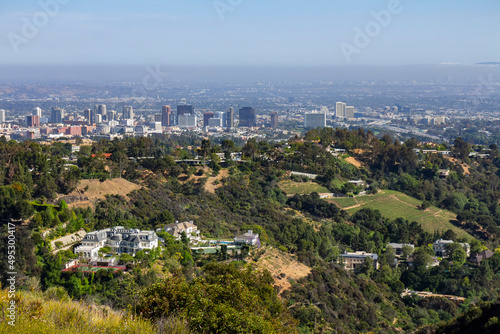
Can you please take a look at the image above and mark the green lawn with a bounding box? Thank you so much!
[279,181,330,195]
[329,190,472,239]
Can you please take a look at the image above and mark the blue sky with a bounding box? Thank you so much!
[1,0,499,66]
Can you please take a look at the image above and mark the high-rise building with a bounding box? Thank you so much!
[33,107,42,117]
[239,107,257,127]
[96,104,107,115]
[178,114,197,128]
[177,105,193,125]
[107,110,116,122]
[84,108,94,125]
[51,107,65,123]
[270,112,278,129]
[336,102,346,118]
[208,117,222,127]
[162,105,172,127]
[215,111,226,127]
[345,106,355,119]
[26,115,40,127]
[226,107,234,128]
[94,114,103,124]
[204,112,214,127]
[304,113,326,129]
[177,105,194,116]
[0,109,5,123]
[123,106,134,120]
[154,113,162,123]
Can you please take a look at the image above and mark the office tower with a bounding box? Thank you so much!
[154,113,162,123]
[162,105,171,126]
[84,108,94,125]
[345,106,355,119]
[94,114,103,124]
[107,110,116,122]
[123,106,134,120]
[51,107,65,123]
[33,107,42,117]
[204,112,214,127]
[215,111,226,127]
[26,115,40,127]
[177,114,197,128]
[177,105,194,116]
[96,104,107,115]
[304,112,326,129]
[239,107,257,127]
[336,102,346,118]
[208,117,222,127]
[177,105,193,125]
[226,107,234,128]
[0,109,5,123]
[270,112,278,129]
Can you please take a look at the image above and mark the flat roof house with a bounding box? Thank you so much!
[234,230,260,247]
[386,243,415,257]
[339,251,379,271]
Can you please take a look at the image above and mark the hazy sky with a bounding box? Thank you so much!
[1,0,499,66]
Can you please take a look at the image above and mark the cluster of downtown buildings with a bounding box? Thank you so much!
[0,104,276,141]
[0,99,361,141]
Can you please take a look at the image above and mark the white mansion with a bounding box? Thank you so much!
[74,226,159,260]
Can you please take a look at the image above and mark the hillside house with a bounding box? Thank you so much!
[74,226,158,260]
[234,230,260,247]
[433,239,470,258]
[470,249,494,266]
[160,221,201,244]
[339,251,379,271]
[437,169,450,178]
[386,243,415,257]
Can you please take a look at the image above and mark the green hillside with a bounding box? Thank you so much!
[279,180,330,195]
[329,190,472,239]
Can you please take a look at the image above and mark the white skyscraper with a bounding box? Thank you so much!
[336,102,346,118]
[123,106,134,120]
[33,107,42,117]
[345,106,355,119]
[0,109,5,123]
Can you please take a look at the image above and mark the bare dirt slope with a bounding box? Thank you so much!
[61,178,142,208]
[444,156,471,175]
[204,169,229,194]
[251,247,311,295]
[344,156,363,168]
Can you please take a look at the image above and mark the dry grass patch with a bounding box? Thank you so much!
[251,247,311,295]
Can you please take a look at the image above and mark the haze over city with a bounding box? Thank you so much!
[1,0,499,67]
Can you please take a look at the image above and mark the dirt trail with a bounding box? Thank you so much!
[390,194,417,208]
